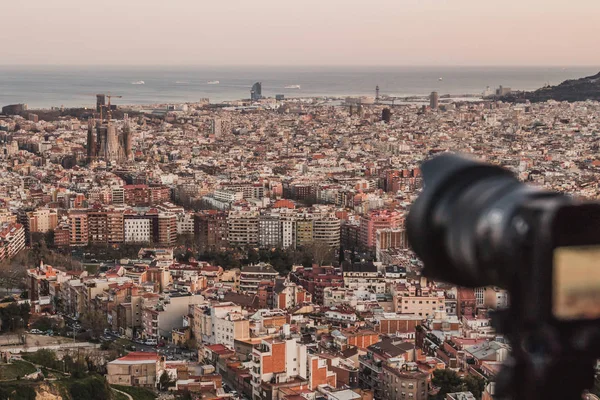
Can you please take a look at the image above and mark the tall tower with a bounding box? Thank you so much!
[106,123,119,161]
[430,91,439,110]
[123,113,132,160]
[96,94,106,113]
[382,108,391,123]
[251,82,262,102]
[86,117,96,163]
[376,85,380,103]
[97,124,108,159]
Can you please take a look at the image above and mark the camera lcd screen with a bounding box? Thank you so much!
[553,245,600,321]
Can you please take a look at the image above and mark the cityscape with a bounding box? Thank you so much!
[1,1,600,400]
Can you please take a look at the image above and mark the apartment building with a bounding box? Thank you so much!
[359,210,403,249]
[258,215,281,248]
[313,217,341,248]
[124,216,152,243]
[27,208,58,233]
[249,331,336,400]
[194,211,228,252]
[0,223,25,261]
[392,283,446,319]
[158,212,177,246]
[228,210,259,247]
[239,263,279,294]
[295,218,314,247]
[68,210,88,246]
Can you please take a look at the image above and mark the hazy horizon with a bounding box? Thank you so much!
[1,0,599,67]
[1,64,600,68]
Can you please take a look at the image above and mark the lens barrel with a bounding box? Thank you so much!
[406,153,560,287]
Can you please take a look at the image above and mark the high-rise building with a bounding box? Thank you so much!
[96,94,106,113]
[124,215,152,243]
[27,209,59,234]
[106,209,124,244]
[239,263,279,294]
[295,218,314,248]
[359,210,403,250]
[0,223,26,261]
[194,211,228,252]
[227,210,259,247]
[86,117,96,162]
[251,82,262,102]
[122,114,132,159]
[68,210,89,246]
[430,91,439,110]
[88,210,108,244]
[313,217,341,248]
[259,215,281,248]
[106,123,120,161]
[382,108,391,123]
[158,213,177,246]
[210,118,222,136]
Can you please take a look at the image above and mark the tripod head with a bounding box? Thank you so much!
[407,153,600,399]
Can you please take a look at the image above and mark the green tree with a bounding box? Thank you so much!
[32,316,55,332]
[432,369,465,399]
[26,348,59,369]
[69,375,112,400]
[246,248,260,264]
[0,303,30,332]
[432,369,487,400]
[464,375,486,399]
[159,370,174,391]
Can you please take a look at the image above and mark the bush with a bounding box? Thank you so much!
[112,385,157,400]
[69,375,112,400]
[0,382,37,400]
[23,349,59,370]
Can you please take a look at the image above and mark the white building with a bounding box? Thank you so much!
[280,215,296,249]
[124,218,151,243]
[176,212,195,235]
[209,303,250,349]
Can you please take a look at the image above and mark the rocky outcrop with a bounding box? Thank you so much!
[34,383,64,400]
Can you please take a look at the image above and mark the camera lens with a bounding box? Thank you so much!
[406,153,555,287]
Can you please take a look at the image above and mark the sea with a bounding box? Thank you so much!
[0,66,598,109]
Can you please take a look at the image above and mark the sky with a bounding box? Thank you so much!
[1,0,599,66]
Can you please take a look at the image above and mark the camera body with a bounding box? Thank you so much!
[406,153,600,399]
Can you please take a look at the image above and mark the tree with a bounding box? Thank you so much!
[246,248,260,264]
[32,316,55,332]
[309,241,335,266]
[159,370,175,391]
[464,375,486,399]
[432,369,465,399]
[81,309,108,339]
[69,375,112,400]
[432,369,486,400]
[26,348,59,369]
[0,302,30,332]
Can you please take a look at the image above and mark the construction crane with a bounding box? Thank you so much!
[94,93,122,121]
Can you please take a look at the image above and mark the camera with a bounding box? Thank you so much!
[406,153,600,399]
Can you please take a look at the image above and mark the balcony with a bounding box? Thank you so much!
[359,355,382,373]
[253,344,270,354]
